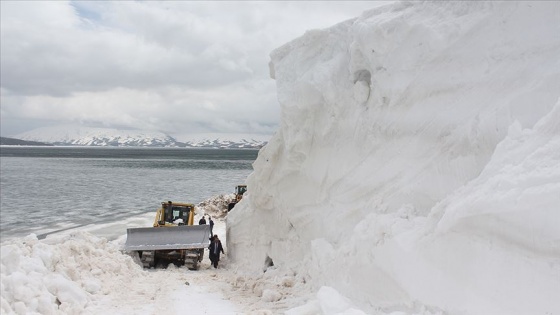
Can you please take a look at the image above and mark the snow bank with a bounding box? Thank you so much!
[1,232,142,314]
[228,1,560,314]
[197,193,236,219]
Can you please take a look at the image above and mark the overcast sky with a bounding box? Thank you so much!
[1,1,390,137]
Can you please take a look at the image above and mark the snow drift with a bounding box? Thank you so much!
[228,2,560,314]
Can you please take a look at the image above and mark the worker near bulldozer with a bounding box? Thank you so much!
[209,216,214,236]
[208,235,224,268]
[199,215,206,225]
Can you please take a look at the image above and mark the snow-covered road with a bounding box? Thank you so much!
[1,200,315,314]
[84,261,241,314]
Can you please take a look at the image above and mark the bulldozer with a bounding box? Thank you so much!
[227,185,247,211]
[124,201,211,269]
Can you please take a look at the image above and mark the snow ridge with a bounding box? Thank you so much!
[228,2,560,315]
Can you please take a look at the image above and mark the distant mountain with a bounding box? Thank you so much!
[175,133,270,149]
[15,125,178,147]
[12,125,269,149]
[0,137,54,146]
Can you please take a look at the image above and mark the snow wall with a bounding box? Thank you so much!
[227,2,560,314]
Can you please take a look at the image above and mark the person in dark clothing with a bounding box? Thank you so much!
[208,235,224,268]
[199,216,206,225]
[208,216,214,236]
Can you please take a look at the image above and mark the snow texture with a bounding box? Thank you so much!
[228,1,560,314]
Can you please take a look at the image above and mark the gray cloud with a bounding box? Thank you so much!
[0,1,391,137]
[2,1,253,96]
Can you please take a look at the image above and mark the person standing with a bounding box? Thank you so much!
[208,235,224,269]
[208,235,215,266]
[208,216,214,236]
[199,215,206,225]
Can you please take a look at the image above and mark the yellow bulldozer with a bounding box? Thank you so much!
[228,185,247,211]
[125,201,211,269]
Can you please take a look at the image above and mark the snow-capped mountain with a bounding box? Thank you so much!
[13,125,269,148]
[15,125,178,147]
[175,133,270,149]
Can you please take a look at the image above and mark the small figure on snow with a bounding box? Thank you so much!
[208,235,224,269]
[199,215,207,225]
[208,216,214,236]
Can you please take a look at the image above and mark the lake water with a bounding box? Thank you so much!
[0,146,257,240]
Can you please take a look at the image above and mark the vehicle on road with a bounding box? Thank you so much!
[125,201,211,269]
[228,185,247,211]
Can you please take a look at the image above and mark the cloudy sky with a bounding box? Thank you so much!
[1,1,389,138]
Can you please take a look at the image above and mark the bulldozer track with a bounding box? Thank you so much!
[141,251,156,268]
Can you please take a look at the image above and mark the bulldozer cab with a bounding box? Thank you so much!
[228,185,247,211]
[235,185,247,198]
[155,201,195,227]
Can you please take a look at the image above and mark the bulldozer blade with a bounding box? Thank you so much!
[124,225,211,251]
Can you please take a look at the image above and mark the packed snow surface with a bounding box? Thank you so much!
[228,1,560,314]
[2,1,560,314]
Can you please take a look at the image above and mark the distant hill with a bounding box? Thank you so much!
[13,125,270,149]
[174,133,270,149]
[0,137,54,146]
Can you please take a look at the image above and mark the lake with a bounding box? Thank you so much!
[0,146,257,239]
